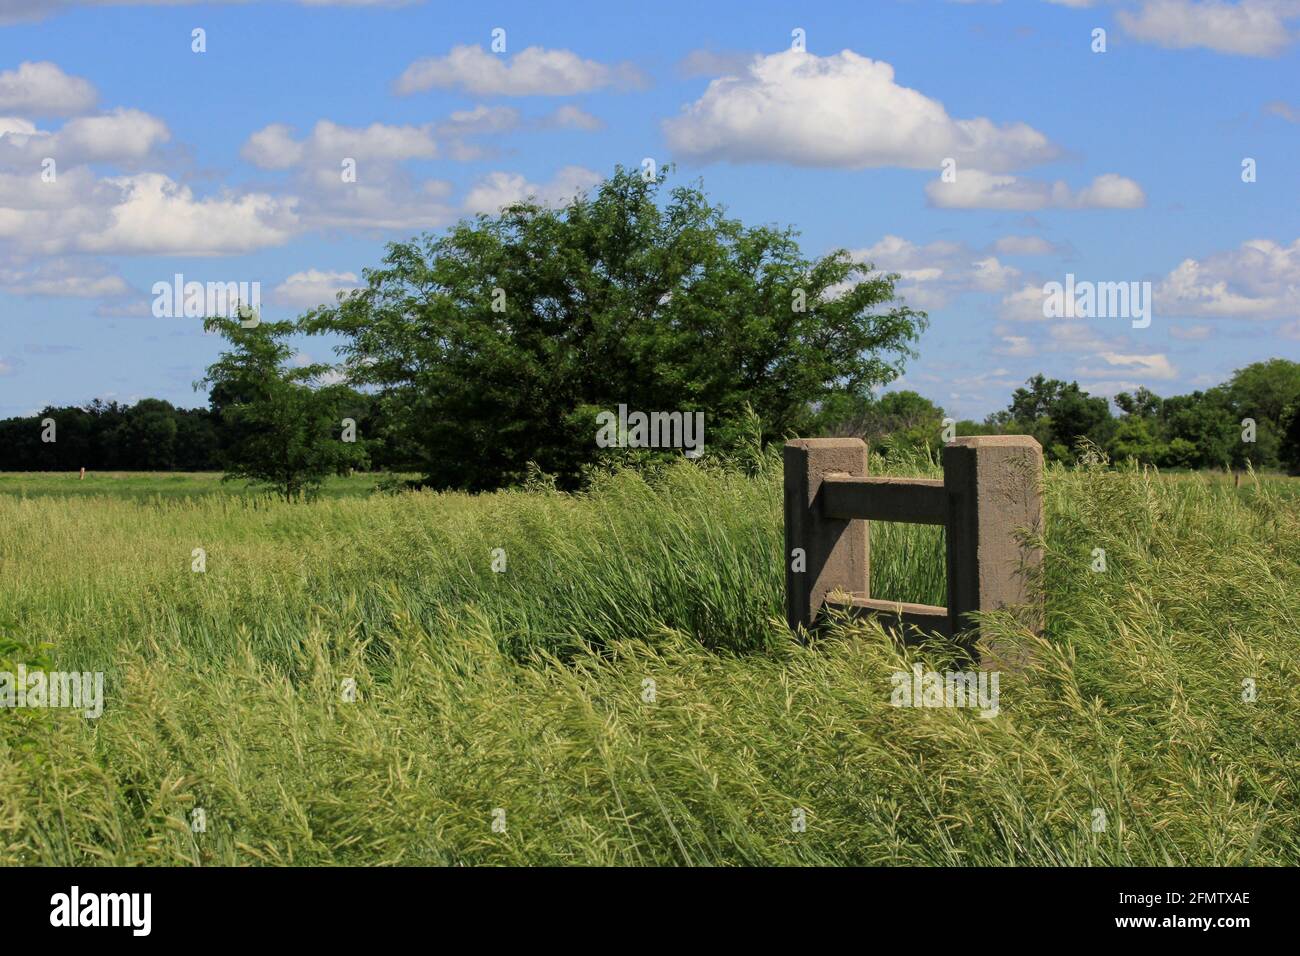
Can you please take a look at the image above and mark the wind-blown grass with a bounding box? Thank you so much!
[0,456,1296,865]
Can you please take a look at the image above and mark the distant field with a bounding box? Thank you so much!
[2,466,1294,501]
[0,471,406,500]
[1,458,1297,865]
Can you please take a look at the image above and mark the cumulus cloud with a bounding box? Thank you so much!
[241,119,438,169]
[847,235,1028,310]
[0,108,170,169]
[0,61,97,116]
[999,283,1057,322]
[295,166,456,231]
[238,119,465,230]
[462,165,602,215]
[1118,0,1300,57]
[927,169,1146,209]
[76,173,298,256]
[395,45,644,96]
[271,268,361,308]
[1155,238,1300,319]
[541,105,603,130]
[664,50,1059,171]
[1077,351,1178,380]
[436,105,521,136]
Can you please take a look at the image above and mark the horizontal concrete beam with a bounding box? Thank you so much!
[826,595,952,641]
[821,475,947,524]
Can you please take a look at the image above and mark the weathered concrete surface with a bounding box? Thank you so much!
[821,475,946,524]
[783,438,869,630]
[942,435,1045,645]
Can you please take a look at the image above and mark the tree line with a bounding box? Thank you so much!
[5,358,1296,486]
[1,167,1296,494]
[815,359,1300,473]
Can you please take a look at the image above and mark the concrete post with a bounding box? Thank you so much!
[783,438,869,631]
[942,436,1045,643]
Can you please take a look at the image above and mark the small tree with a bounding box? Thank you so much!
[200,317,368,501]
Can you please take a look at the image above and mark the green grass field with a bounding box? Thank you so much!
[0,471,398,501]
[1,458,1297,865]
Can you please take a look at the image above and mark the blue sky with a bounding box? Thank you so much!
[0,0,1296,420]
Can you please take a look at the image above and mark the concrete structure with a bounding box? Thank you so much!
[783,436,1044,653]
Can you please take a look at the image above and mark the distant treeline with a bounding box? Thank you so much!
[813,359,1300,474]
[0,395,415,472]
[4,358,1298,476]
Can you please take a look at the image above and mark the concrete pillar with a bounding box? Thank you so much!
[783,438,869,631]
[942,436,1044,644]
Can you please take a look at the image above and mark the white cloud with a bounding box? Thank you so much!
[0,116,36,137]
[1155,238,1300,319]
[294,165,456,230]
[395,45,644,96]
[0,61,96,116]
[994,334,1036,357]
[1077,351,1178,380]
[927,169,1146,209]
[969,256,1022,291]
[542,105,603,130]
[1118,0,1299,57]
[462,165,602,215]
[437,105,521,136]
[1047,322,1126,354]
[0,257,128,297]
[241,119,438,169]
[664,49,1058,171]
[999,283,1056,321]
[0,108,170,168]
[76,173,299,256]
[271,269,361,308]
[239,119,463,231]
[847,235,1023,310]
[240,124,303,169]
[842,238,1024,312]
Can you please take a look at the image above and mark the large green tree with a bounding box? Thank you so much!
[1225,359,1300,469]
[304,166,926,490]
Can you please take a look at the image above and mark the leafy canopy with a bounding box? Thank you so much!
[304,166,926,490]
[200,317,368,501]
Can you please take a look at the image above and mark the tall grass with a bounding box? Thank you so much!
[0,456,1296,865]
